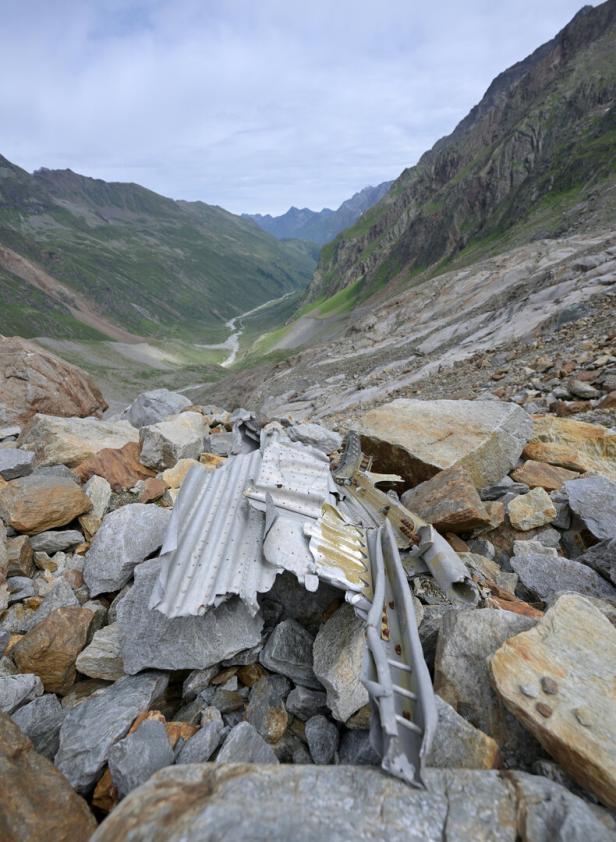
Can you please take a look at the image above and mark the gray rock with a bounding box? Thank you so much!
[83,504,171,596]
[480,481,529,501]
[182,666,219,702]
[76,622,125,680]
[0,673,44,713]
[88,765,616,842]
[312,604,368,720]
[11,692,65,758]
[550,491,571,530]
[467,538,495,559]
[305,715,339,764]
[30,529,84,553]
[0,627,9,657]
[338,729,380,765]
[3,579,79,634]
[109,718,174,798]
[285,685,328,720]
[7,575,36,604]
[216,721,279,764]
[0,424,21,440]
[54,671,169,792]
[127,389,192,428]
[286,422,342,455]
[434,608,542,766]
[139,412,208,470]
[79,474,112,539]
[245,676,289,743]
[419,605,458,671]
[117,558,263,673]
[564,476,616,541]
[576,539,616,586]
[31,464,78,481]
[206,431,234,456]
[259,619,320,689]
[176,708,224,764]
[0,448,34,480]
[260,572,341,633]
[426,695,499,769]
[568,379,600,399]
[512,540,558,557]
[511,553,616,603]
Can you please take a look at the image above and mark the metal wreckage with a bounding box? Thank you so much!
[149,410,479,787]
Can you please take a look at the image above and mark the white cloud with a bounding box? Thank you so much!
[0,0,588,214]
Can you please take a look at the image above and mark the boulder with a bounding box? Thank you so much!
[244,676,289,744]
[563,476,616,541]
[9,579,79,635]
[117,558,263,674]
[0,475,91,534]
[0,712,96,842]
[0,449,34,481]
[74,442,155,492]
[126,389,192,428]
[434,608,541,765]
[285,686,328,721]
[490,595,616,807]
[507,487,556,531]
[10,693,65,759]
[260,619,320,689]
[12,606,93,695]
[313,604,368,721]
[286,422,342,455]
[108,719,174,799]
[76,622,125,680]
[510,553,616,604]
[401,466,492,532]
[522,416,616,480]
[176,708,224,764]
[17,414,138,468]
[426,695,500,769]
[216,722,279,764]
[0,674,43,714]
[511,460,580,491]
[83,504,171,596]
[78,474,112,539]
[6,535,34,577]
[356,399,532,487]
[576,539,616,586]
[305,714,339,764]
[54,671,169,792]
[138,477,168,502]
[88,765,614,842]
[29,529,83,553]
[0,336,106,426]
[139,413,209,471]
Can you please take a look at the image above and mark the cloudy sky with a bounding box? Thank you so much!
[0,0,587,214]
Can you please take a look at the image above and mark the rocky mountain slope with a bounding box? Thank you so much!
[246,181,392,246]
[0,156,316,341]
[308,0,616,307]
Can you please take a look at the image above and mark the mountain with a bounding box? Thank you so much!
[308,0,616,306]
[0,156,317,341]
[245,181,392,246]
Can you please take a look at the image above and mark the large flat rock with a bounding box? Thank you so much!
[490,594,616,808]
[0,475,91,534]
[117,558,263,674]
[89,764,614,842]
[17,414,138,468]
[523,416,616,481]
[356,399,532,487]
[0,336,106,426]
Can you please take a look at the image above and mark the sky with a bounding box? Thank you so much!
[0,0,589,215]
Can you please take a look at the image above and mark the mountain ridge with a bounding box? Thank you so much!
[245,181,392,245]
[308,0,616,306]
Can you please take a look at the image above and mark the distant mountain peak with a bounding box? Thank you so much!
[245,180,393,245]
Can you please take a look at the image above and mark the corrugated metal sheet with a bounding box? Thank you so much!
[305,503,371,596]
[149,453,277,617]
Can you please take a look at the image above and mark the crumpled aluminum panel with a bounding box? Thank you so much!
[305,503,371,596]
[245,430,337,519]
[149,453,278,617]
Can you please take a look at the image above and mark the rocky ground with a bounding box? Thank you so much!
[1,339,616,840]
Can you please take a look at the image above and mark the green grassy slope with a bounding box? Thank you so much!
[0,157,317,341]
